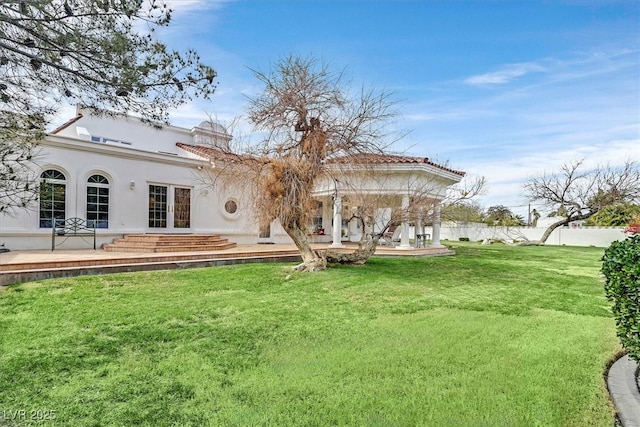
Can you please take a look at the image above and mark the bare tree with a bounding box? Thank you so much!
[524,159,640,244]
[244,55,398,271]
[0,0,216,213]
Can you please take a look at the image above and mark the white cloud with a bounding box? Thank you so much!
[166,0,232,12]
[464,62,546,86]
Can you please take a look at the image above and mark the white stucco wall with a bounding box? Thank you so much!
[431,223,627,248]
[54,108,193,155]
[0,134,258,251]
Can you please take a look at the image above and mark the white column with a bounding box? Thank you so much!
[415,216,423,248]
[398,194,411,249]
[330,194,344,248]
[431,202,443,247]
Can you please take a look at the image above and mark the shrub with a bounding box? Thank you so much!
[585,203,640,227]
[459,237,470,241]
[602,235,640,362]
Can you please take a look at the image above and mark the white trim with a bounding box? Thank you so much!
[42,136,209,169]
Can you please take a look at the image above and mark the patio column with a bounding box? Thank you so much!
[330,194,344,248]
[431,202,443,247]
[415,215,423,248]
[398,194,411,249]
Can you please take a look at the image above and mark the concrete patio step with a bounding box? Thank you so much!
[112,234,227,243]
[102,242,238,253]
[102,233,237,253]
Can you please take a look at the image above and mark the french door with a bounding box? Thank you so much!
[148,184,191,231]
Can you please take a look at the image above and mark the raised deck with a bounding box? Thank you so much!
[0,243,454,287]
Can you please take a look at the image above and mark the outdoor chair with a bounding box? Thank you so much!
[379,226,401,246]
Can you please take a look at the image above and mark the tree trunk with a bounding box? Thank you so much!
[325,236,379,265]
[538,217,572,244]
[527,211,595,246]
[285,225,382,270]
[285,225,327,272]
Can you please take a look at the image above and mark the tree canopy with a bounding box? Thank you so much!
[1,0,216,213]
[583,202,640,227]
[484,205,525,227]
[441,201,484,224]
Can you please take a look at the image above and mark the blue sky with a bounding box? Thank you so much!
[77,1,640,216]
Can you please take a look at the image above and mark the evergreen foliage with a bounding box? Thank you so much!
[602,235,640,362]
[584,203,640,226]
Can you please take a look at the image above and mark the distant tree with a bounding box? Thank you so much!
[531,208,540,226]
[485,205,524,226]
[524,160,640,244]
[583,203,640,227]
[441,201,484,223]
[485,205,511,224]
[512,214,526,226]
[0,0,217,214]
[548,206,568,218]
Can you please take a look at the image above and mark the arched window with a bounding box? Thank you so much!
[86,174,109,228]
[39,169,66,228]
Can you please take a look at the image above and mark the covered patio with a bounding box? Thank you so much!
[310,153,466,250]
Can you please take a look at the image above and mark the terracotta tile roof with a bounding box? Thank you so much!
[176,143,257,164]
[329,153,466,176]
[176,143,465,177]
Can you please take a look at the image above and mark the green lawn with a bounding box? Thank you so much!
[0,242,620,426]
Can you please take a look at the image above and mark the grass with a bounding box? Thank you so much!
[0,242,619,426]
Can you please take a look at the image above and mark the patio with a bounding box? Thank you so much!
[0,243,454,287]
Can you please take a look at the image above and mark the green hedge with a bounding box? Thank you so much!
[602,234,640,362]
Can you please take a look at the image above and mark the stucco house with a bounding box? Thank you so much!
[0,106,465,251]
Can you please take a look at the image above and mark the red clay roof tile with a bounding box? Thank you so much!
[176,143,465,176]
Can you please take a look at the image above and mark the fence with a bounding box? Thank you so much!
[427,223,627,248]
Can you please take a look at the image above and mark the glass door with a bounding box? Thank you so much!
[173,187,191,229]
[148,184,191,231]
[148,184,168,229]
